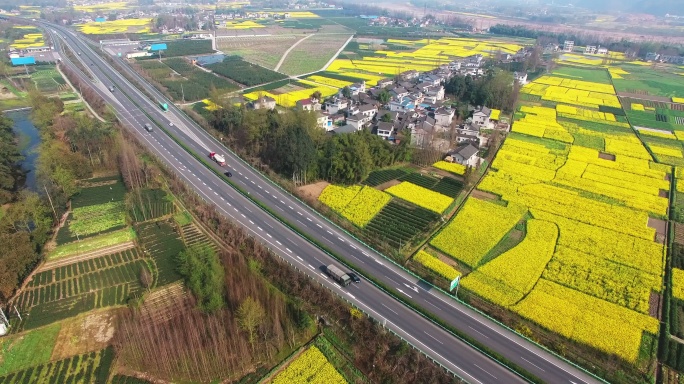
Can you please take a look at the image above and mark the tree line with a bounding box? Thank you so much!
[0,86,120,303]
[207,105,412,185]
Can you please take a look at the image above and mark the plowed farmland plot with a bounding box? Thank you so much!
[129,189,175,223]
[0,347,114,384]
[362,169,409,187]
[180,223,218,253]
[136,220,184,286]
[12,249,148,331]
[362,200,440,249]
[398,173,464,197]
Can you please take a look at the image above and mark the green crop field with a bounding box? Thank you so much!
[136,220,184,286]
[154,58,239,101]
[13,248,147,331]
[129,189,175,223]
[48,228,136,260]
[0,347,114,384]
[362,169,410,187]
[0,323,61,376]
[71,178,126,208]
[206,56,286,86]
[552,67,611,84]
[362,200,440,250]
[180,223,218,253]
[613,65,684,98]
[398,173,464,198]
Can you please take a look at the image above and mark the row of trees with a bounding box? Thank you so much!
[208,106,412,185]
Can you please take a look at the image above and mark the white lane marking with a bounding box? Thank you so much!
[214,192,218,196]
[233,208,238,212]
[326,230,333,235]
[202,182,206,186]
[297,211,303,216]
[424,331,444,345]
[297,256,303,261]
[220,197,224,200]
[249,220,254,224]
[241,214,246,218]
[245,176,249,180]
[337,237,344,242]
[320,272,328,279]
[397,289,412,299]
[238,172,242,175]
[286,248,292,253]
[374,259,384,265]
[227,202,232,206]
[316,224,322,228]
[266,233,272,238]
[345,291,355,299]
[280,200,285,204]
[306,217,312,222]
[258,185,262,189]
[350,245,357,250]
[521,357,546,372]
[276,240,282,245]
[473,364,497,380]
[468,326,490,339]
[381,303,399,315]
[362,251,369,257]
[424,300,443,312]
[251,181,255,184]
[257,226,262,231]
[307,264,315,270]
[192,173,196,177]
[288,205,293,210]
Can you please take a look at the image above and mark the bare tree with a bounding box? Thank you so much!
[140,265,153,290]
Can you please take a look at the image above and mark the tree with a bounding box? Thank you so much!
[341,86,351,98]
[380,113,392,123]
[176,244,225,313]
[310,90,322,101]
[378,89,390,104]
[139,265,153,290]
[237,296,265,350]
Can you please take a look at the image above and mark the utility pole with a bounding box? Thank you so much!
[44,185,58,223]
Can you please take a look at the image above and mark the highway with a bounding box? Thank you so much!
[42,21,604,384]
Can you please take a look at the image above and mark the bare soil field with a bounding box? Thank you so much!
[297,181,330,201]
[216,35,299,69]
[51,310,116,360]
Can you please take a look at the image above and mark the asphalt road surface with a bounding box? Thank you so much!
[41,21,604,384]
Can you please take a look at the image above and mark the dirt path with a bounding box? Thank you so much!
[40,241,136,271]
[274,34,315,72]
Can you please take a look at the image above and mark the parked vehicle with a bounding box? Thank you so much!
[209,152,226,166]
[325,264,351,286]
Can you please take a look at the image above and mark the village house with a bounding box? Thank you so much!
[514,71,528,85]
[389,97,416,113]
[375,121,394,140]
[297,98,321,111]
[434,107,455,127]
[324,98,349,114]
[251,96,276,110]
[449,143,480,167]
[472,106,492,127]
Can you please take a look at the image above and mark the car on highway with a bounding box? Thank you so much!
[348,272,361,283]
[169,122,174,127]
[224,171,232,177]
[144,123,153,132]
[108,86,115,92]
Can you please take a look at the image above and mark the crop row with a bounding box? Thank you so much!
[362,169,409,187]
[16,259,147,309]
[413,250,459,280]
[318,185,391,227]
[0,347,114,384]
[19,284,139,331]
[28,248,141,289]
[363,201,439,249]
[136,220,185,286]
[129,189,175,222]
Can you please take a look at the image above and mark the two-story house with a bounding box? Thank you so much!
[325,98,349,114]
[434,107,454,127]
[472,106,492,127]
[251,96,276,110]
[389,97,416,113]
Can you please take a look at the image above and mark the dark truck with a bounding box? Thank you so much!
[325,264,351,287]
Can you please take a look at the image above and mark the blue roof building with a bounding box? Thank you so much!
[10,57,36,66]
[149,43,167,51]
